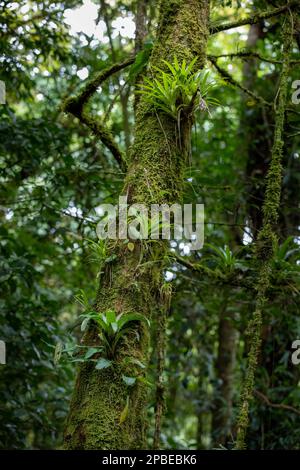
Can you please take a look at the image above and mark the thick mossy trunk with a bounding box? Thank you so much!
[64,0,210,450]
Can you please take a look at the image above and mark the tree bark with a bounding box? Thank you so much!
[212,290,237,447]
[64,0,210,450]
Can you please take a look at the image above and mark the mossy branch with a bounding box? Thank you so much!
[82,112,127,171]
[172,253,254,290]
[209,57,271,107]
[172,252,223,278]
[209,52,300,65]
[62,58,135,172]
[235,14,293,450]
[209,1,299,35]
[64,57,135,114]
[173,252,299,294]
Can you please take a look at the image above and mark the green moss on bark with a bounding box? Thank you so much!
[64,0,210,450]
[235,15,293,450]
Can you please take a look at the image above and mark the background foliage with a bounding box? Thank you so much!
[1,0,300,449]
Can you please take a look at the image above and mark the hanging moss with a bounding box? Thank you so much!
[235,14,293,450]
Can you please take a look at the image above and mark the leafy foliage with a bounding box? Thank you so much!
[1,0,300,451]
[80,308,150,358]
[137,56,219,120]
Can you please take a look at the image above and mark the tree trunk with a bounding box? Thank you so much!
[212,290,237,447]
[64,0,210,450]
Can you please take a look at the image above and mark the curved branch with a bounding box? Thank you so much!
[81,112,127,172]
[62,57,135,171]
[209,1,299,35]
[208,52,300,65]
[64,57,135,115]
[209,57,271,107]
[254,390,300,417]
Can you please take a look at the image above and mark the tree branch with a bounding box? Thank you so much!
[208,52,300,65]
[62,58,135,171]
[80,112,127,172]
[210,1,299,35]
[172,252,220,278]
[209,56,271,108]
[254,390,300,417]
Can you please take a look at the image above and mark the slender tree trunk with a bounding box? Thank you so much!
[212,289,237,446]
[241,22,273,238]
[235,12,293,448]
[64,0,210,449]
[211,22,264,450]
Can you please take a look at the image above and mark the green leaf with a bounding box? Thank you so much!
[84,347,99,360]
[74,289,89,308]
[54,342,63,365]
[96,314,110,332]
[95,358,112,370]
[118,312,150,330]
[127,242,135,252]
[105,309,116,324]
[122,375,136,386]
[111,322,119,333]
[128,41,153,82]
[129,358,146,369]
[137,376,154,388]
[81,317,89,332]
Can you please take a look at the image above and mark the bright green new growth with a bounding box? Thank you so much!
[137,56,219,120]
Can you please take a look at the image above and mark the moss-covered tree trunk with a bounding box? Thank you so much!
[64,0,210,450]
[235,13,294,449]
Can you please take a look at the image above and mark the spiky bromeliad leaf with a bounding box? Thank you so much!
[137,56,219,120]
[117,312,150,330]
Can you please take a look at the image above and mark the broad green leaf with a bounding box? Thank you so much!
[122,375,136,386]
[118,312,150,330]
[84,347,99,360]
[95,358,112,370]
[105,309,116,324]
[81,317,89,332]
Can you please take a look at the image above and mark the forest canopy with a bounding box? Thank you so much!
[0,0,300,451]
